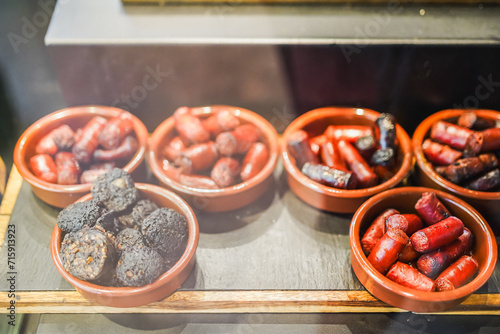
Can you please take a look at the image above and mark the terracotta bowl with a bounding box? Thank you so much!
[148,105,279,212]
[281,107,413,213]
[350,186,497,312]
[14,105,148,208]
[50,183,199,308]
[413,109,500,223]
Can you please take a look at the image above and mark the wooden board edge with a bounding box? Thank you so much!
[1,290,499,314]
[0,165,22,215]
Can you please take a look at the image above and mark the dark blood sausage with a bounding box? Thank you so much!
[417,227,473,278]
[175,141,219,173]
[435,255,479,291]
[371,148,395,168]
[93,135,138,162]
[385,214,423,236]
[465,127,500,158]
[338,139,378,188]
[178,174,220,189]
[55,152,81,185]
[410,216,464,253]
[438,153,498,184]
[301,162,357,189]
[211,157,241,187]
[80,162,115,184]
[115,246,164,287]
[414,192,451,225]
[309,135,328,156]
[60,227,117,282]
[216,124,260,156]
[240,142,269,181]
[320,140,347,170]
[355,135,376,162]
[202,109,240,137]
[458,111,496,130]
[430,121,474,150]
[422,139,462,165]
[98,113,134,149]
[361,208,399,255]
[324,125,374,143]
[386,262,435,292]
[30,154,58,183]
[72,116,108,164]
[173,106,210,144]
[287,130,319,169]
[466,168,500,191]
[398,241,421,263]
[367,228,409,274]
[374,113,397,150]
[162,136,188,162]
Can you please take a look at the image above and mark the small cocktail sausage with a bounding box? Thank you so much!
[414,192,451,225]
[361,208,399,256]
[216,124,260,156]
[240,142,269,181]
[422,139,462,166]
[287,130,319,169]
[30,154,58,183]
[301,163,357,189]
[430,121,474,150]
[434,255,479,291]
[98,113,134,149]
[338,139,378,188]
[72,116,108,164]
[175,141,219,173]
[367,228,409,274]
[410,216,464,253]
[386,262,435,292]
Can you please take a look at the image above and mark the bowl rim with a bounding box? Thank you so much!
[281,106,413,199]
[349,186,498,304]
[13,105,148,194]
[412,108,500,200]
[50,183,199,298]
[147,105,280,198]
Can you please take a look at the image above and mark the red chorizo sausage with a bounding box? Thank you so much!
[93,136,138,162]
[410,216,464,253]
[465,127,500,157]
[309,135,328,156]
[72,116,108,164]
[324,125,374,143]
[216,124,260,156]
[55,152,81,185]
[367,228,409,274]
[80,162,115,184]
[422,139,462,165]
[338,139,378,188]
[240,142,269,181]
[287,130,319,169]
[398,241,421,263]
[430,121,474,150]
[162,136,188,162]
[174,106,210,144]
[417,227,473,278]
[320,140,347,170]
[414,192,451,225]
[361,208,399,256]
[98,113,134,149]
[178,174,220,189]
[30,154,58,183]
[202,109,240,137]
[301,162,357,189]
[434,255,479,291]
[386,262,435,292]
[35,131,59,156]
[175,141,219,174]
[211,157,241,187]
[385,214,424,236]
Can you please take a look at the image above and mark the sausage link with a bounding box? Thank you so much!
[410,216,464,253]
[216,124,260,156]
[324,125,374,143]
[320,140,347,170]
[386,262,435,292]
[386,214,423,236]
[458,111,496,130]
[438,153,498,184]
[355,135,376,162]
[301,162,357,190]
[417,227,473,278]
[202,110,240,137]
[175,141,219,173]
[80,162,115,184]
[466,168,500,191]
[178,174,220,190]
[414,192,451,225]
[422,139,462,165]
[30,154,58,183]
[36,125,75,155]
[93,136,138,162]
[374,113,397,150]
[398,241,421,263]
[162,136,188,162]
[98,113,134,149]
[338,139,378,188]
[465,127,500,158]
[211,157,241,188]
[430,121,474,150]
[309,135,328,156]
[287,130,319,169]
[72,116,108,164]
[367,228,409,274]
[240,142,269,181]
[361,208,399,256]
[55,152,81,185]
[174,106,210,144]
[434,255,479,291]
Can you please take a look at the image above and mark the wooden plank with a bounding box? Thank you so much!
[0,156,5,197]
[1,290,499,314]
[0,166,22,216]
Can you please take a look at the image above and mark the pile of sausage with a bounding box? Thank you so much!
[161,107,269,189]
[287,113,400,189]
[30,113,137,185]
[423,111,500,191]
[361,192,479,292]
